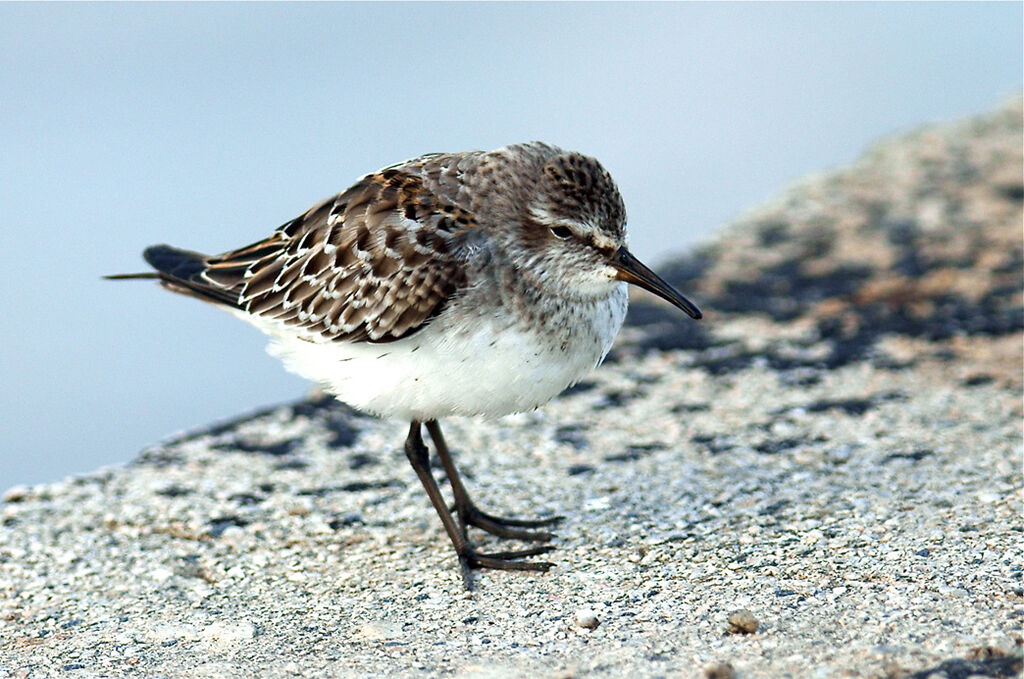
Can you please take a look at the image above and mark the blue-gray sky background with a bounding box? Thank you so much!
[2,3,1021,487]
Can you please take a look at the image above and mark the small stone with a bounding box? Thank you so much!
[801,529,824,545]
[574,608,600,629]
[726,609,759,634]
[146,622,199,643]
[881,661,906,679]
[201,621,256,644]
[827,445,853,464]
[149,567,175,584]
[704,661,736,679]
[3,486,29,503]
[966,645,1009,660]
[219,525,245,541]
[353,622,405,641]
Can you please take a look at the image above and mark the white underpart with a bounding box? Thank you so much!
[236,283,628,420]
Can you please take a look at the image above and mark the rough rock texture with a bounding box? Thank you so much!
[2,98,1022,678]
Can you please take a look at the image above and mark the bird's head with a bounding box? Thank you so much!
[508,149,701,319]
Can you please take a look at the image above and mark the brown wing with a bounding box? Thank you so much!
[200,169,475,343]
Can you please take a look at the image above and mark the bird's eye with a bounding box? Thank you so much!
[550,226,573,240]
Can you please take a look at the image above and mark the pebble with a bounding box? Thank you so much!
[704,662,736,679]
[3,485,29,503]
[353,622,406,641]
[574,608,601,630]
[201,621,257,644]
[727,609,759,635]
[146,623,199,644]
[149,566,175,584]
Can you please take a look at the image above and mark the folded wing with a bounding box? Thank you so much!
[149,169,475,344]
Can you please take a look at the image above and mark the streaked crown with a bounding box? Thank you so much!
[531,151,627,242]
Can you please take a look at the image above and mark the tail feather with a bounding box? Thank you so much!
[105,244,243,309]
[144,244,208,281]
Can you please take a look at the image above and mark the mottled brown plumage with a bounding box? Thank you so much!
[191,170,471,342]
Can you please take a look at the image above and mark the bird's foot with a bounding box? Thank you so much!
[456,502,564,542]
[455,543,556,590]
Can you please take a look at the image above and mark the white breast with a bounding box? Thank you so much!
[248,283,628,420]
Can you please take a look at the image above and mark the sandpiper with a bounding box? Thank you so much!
[108,142,701,584]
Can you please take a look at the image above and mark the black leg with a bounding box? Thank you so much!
[424,420,563,541]
[403,421,555,586]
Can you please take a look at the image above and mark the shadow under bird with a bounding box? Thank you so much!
[108,142,701,586]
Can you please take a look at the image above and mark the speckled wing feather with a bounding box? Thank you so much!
[199,167,474,343]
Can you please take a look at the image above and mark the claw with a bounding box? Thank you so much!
[459,503,558,542]
[471,507,564,529]
[477,545,556,560]
[461,545,556,572]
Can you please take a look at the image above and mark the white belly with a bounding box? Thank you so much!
[248,285,627,420]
